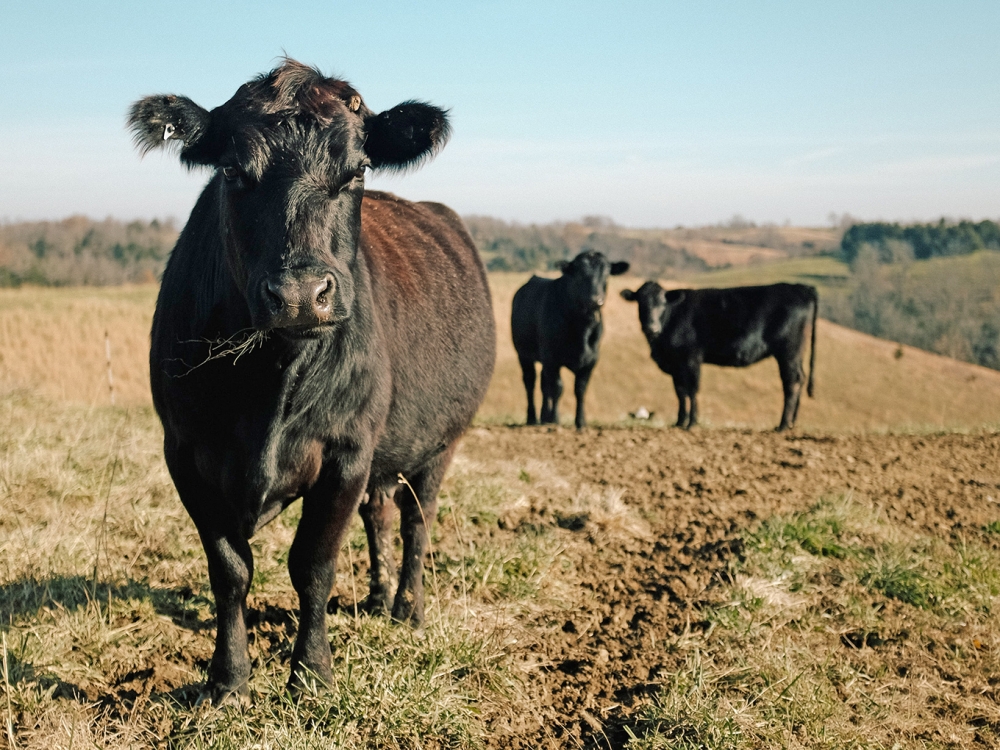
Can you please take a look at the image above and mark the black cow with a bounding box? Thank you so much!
[511,251,629,429]
[128,60,496,703]
[620,281,817,431]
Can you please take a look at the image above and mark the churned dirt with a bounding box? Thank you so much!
[455,425,1000,748]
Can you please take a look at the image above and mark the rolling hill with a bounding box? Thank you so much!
[2,277,999,433]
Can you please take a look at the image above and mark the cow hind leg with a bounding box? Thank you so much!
[519,357,539,425]
[357,488,398,615]
[685,363,702,428]
[540,364,563,425]
[776,357,805,431]
[392,442,457,626]
[288,471,369,691]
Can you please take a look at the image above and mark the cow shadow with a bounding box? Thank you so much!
[0,574,214,632]
[0,574,305,707]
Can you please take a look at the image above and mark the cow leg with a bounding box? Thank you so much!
[777,357,805,431]
[672,379,689,428]
[573,363,595,430]
[392,443,456,626]
[540,364,563,425]
[519,357,539,425]
[686,363,702,428]
[358,488,397,615]
[198,531,254,704]
[164,448,253,704]
[287,470,368,691]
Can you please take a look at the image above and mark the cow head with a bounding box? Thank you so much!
[128,59,450,336]
[620,281,685,340]
[553,251,629,313]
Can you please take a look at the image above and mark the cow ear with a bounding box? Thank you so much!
[127,95,216,165]
[553,260,570,273]
[610,261,630,276]
[665,289,686,304]
[620,289,637,301]
[364,101,451,172]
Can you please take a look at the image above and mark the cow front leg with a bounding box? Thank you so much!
[674,360,701,430]
[393,443,456,626]
[519,357,539,425]
[199,531,254,704]
[358,488,397,615]
[672,379,689,428]
[573,363,595,430]
[540,364,563,425]
[777,357,805,431]
[165,448,253,704]
[288,471,368,692]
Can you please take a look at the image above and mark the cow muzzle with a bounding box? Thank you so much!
[259,272,336,332]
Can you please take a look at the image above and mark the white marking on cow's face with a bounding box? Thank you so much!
[163,122,175,141]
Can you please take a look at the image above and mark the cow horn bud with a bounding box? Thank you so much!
[348,95,361,112]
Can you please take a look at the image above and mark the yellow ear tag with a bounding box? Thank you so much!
[348,95,361,112]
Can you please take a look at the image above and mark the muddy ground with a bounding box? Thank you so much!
[450,426,1000,748]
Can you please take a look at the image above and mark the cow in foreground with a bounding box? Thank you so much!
[512,251,629,429]
[128,60,496,702]
[620,282,817,431]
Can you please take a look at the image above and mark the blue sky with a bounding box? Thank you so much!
[2,1,998,227]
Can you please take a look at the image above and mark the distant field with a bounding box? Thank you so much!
[2,275,1000,432]
[679,254,849,288]
[626,224,842,268]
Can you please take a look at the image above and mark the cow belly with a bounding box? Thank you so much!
[707,338,770,368]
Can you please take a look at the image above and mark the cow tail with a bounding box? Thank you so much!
[807,286,818,398]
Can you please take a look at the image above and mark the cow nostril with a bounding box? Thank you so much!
[264,280,284,311]
[314,277,334,311]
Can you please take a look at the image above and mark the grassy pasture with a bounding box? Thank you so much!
[2,392,1000,748]
[2,270,1000,748]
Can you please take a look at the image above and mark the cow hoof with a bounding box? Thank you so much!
[390,605,424,628]
[359,593,393,616]
[287,667,332,697]
[195,679,249,708]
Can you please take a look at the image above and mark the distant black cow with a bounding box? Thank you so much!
[128,59,495,703]
[620,281,817,431]
[511,251,629,429]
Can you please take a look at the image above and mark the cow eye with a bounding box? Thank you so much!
[221,165,241,182]
[332,167,366,196]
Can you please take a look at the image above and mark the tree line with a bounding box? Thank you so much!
[0,214,713,288]
[827,219,1000,370]
[841,219,1000,264]
[0,216,178,286]
[464,216,708,277]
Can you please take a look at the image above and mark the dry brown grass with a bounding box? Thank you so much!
[0,286,155,407]
[3,279,1000,433]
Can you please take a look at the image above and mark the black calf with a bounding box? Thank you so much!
[621,281,817,431]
